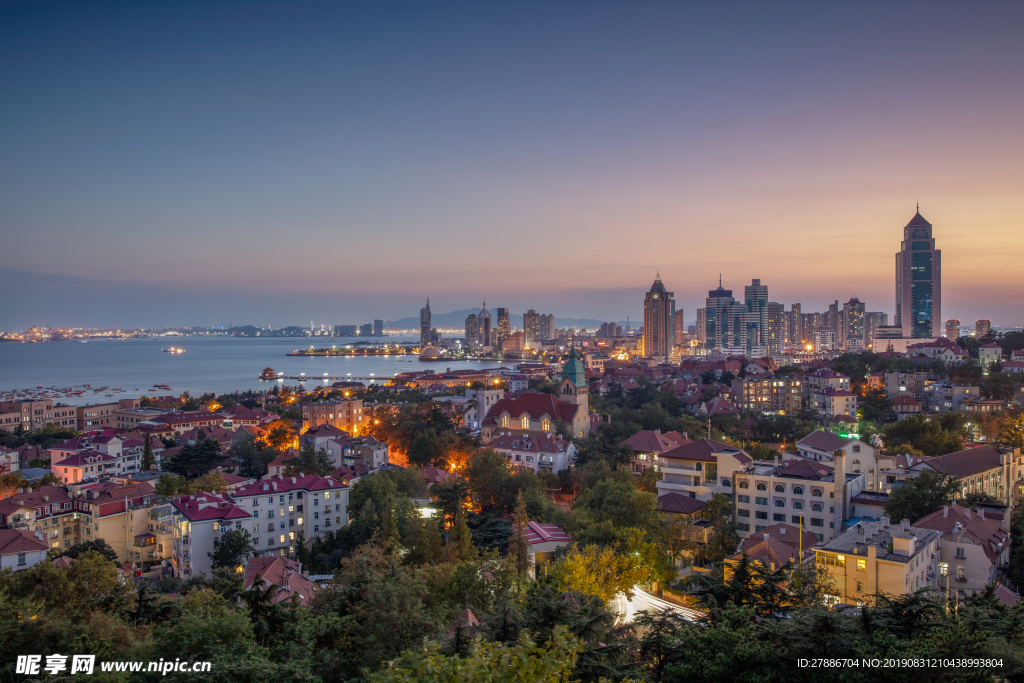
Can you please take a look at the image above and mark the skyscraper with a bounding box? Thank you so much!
[643,274,675,360]
[975,319,992,338]
[478,301,492,348]
[841,298,866,350]
[789,303,803,345]
[896,209,942,338]
[674,310,686,346]
[420,298,432,347]
[373,319,383,337]
[866,312,888,347]
[945,319,960,340]
[465,313,479,351]
[540,313,555,341]
[744,278,768,334]
[524,310,540,349]
[763,302,784,355]
[495,308,510,348]
[703,277,759,354]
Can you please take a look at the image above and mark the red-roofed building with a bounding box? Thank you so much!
[700,396,739,417]
[301,398,365,436]
[725,522,818,579]
[487,432,576,473]
[170,492,252,578]
[0,528,49,571]
[656,439,752,502]
[811,387,857,420]
[244,556,318,605]
[893,394,922,419]
[913,504,1010,597]
[232,475,350,560]
[138,410,225,436]
[522,520,572,577]
[0,485,91,551]
[624,429,690,474]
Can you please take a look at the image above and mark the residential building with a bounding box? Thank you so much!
[0,529,49,572]
[788,303,804,345]
[979,343,1003,370]
[674,310,686,346]
[887,445,1018,504]
[643,276,675,362]
[0,485,91,550]
[495,308,510,349]
[77,399,141,431]
[975,319,992,338]
[912,504,1011,598]
[945,319,961,340]
[815,517,941,605]
[732,377,802,416]
[301,398,364,436]
[539,313,555,342]
[170,492,251,578]
[50,450,118,484]
[464,388,505,430]
[523,521,572,577]
[812,387,857,420]
[895,210,942,339]
[703,279,760,355]
[733,454,863,543]
[906,337,968,362]
[487,433,575,472]
[841,298,866,351]
[725,522,818,578]
[80,481,169,563]
[523,310,541,349]
[1,399,78,433]
[893,395,922,419]
[763,302,785,355]
[885,370,931,401]
[922,383,978,413]
[114,407,165,430]
[865,312,888,349]
[503,330,526,354]
[812,327,837,353]
[244,556,318,605]
[232,475,350,559]
[138,410,225,436]
[624,429,690,474]
[656,438,752,502]
[373,319,384,337]
[794,430,895,493]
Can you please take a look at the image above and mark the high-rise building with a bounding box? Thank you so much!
[763,302,784,355]
[945,319,961,340]
[360,322,372,336]
[896,209,942,338]
[420,298,432,347]
[866,312,888,348]
[540,314,555,341]
[703,278,760,355]
[789,304,803,345]
[495,308,510,349]
[975,319,992,338]
[465,314,479,351]
[827,300,840,336]
[695,308,707,343]
[478,302,492,348]
[373,319,384,337]
[643,274,675,360]
[841,298,866,351]
[744,279,768,337]
[523,310,540,349]
[674,310,686,345]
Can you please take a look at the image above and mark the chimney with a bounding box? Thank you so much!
[857,525,865,537]
[779,526,786,535]
[964,507,970,520]
[902,518,911,531]
[763,531,770,542]
[942,506,948,518]
[655,429,661,435]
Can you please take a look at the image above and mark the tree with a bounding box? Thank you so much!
[883,470,961,523]
[982,371,1017,402]
[283,443,335,477]
[998,411,1024,448]
[208,528,256,570]
[550,543,650,603]
[262,419,297,451]
[164,434,221,479]
[442,507,475,564]
[508,490,531,577]
[141,433,155,471]
[405,517,442,566]
[229,435,278,478]
[49,538,118,563]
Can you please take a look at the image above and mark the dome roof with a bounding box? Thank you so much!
[419,345,443,360]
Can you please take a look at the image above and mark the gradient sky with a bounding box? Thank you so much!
[2,1,1022,330]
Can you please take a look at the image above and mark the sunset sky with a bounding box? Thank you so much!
[1,1,1022,329]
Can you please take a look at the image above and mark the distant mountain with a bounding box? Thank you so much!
[384,309,637,332]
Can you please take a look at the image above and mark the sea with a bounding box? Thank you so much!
[0,336,515,406]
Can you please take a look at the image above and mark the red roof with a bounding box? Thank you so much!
[773,459,834,480]
[233,474,348,497]
[912,504,1010,563]
[244,556,318,605]
[660,438,752,464]
[523,521,572,546]
[171,492,250,522]
[625,430,690,454]
[52,451,117,467]
[0,528,48,554]
[482,391,579,426]
[658,492,706,515]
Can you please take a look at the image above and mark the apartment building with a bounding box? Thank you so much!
[138,410,225,436]
[171,492,251,579]
[114,407,165,430]
[0,399,78,433]
[794,430,897,492]
[0,529,49,572]
[732,377,803,416]
[232,475,350,559]
[815,517,941,606]
[733,454,863,543]
[301,398,365,436]
[486,433,576,473]
[0,485,90,550]
[912,504,1011,598]
[803,369,849,401]
[48,429,155,482]
[624,429,690,474]
[811,387,857,420]
[655,439,752,502]
[885,371,932,401]
[77,399,141,431]
[887,445,1018,505]
[922,383,979,413]
[80,481,170,564]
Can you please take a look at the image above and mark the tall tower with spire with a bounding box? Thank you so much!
[643,273,675,360]
[478,300,492,348]
[420,298,432,347]
[896,208,942,338]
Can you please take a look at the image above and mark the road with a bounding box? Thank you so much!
[613,587,706,625]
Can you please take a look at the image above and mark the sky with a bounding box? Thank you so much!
[1,1,1022,330]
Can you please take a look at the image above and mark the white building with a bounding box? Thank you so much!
[0,528,49,572]
[170,492,252,579]
[656,439,752,502]
[486,433,575,473]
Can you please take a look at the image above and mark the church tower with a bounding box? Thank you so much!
[558,346,589,438]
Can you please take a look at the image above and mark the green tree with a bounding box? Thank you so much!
[283,443,335,477]
[229,435,278,477]
[164,433,222,479]
[208,528,256,570]
[883,470,961,523]
[442,507,475,564]
[508,490,531,578]
[263,419,297,451]
[999,411,1024,448]
[48,538,118,563]
[141,433,155,471]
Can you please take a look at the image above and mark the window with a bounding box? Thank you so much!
[756,483,766,491]
[521,415,529,429]
[792,515,803,524]
[738,509,750,517]
[792,501,803,510]
[774,499,785,508]
[856,559,866,571]
[738,495,750,503]
[812,489,822,497]
[774,484,785,493]
[721,479,731,487]
[541,417,550,431]
[955,547,966,559]
[17,553,26,566]
[852,445,860,453]
[811,503,823,512]
[695,462,703,471]
[739,481,748,489]
[856,581,864,592]
[755,497,768,506]
[810,518,824,527]
[501,414,509,428]
[755,511,768,520]
[773,513,786,522]
[737,523,750,532]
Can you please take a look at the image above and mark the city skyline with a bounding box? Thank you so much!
[2,3,1023,329]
